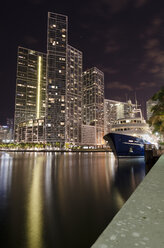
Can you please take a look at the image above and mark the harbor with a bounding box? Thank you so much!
[0,151,157,248]
[0,2,164,248]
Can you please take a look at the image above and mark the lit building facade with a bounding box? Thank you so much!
[81,125,96,146]
[46,12,68,144]
[83,67,104,145]
[66,45,82,145]
[0,125,13,143]
[46,12,83,145]
[14,47,46,141]
[104,99,136,134]
[16,118,45,143]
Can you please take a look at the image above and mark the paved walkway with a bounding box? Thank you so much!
[92,155,164,248]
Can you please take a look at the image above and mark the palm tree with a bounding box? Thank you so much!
[149,87,164,139]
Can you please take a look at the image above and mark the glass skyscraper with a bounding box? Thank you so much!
[82,67,104,145]
[14,13,107,146]
[46,13,83,146]
[46,13,68,144]
[66,45,82,145]
[14,47,46,141]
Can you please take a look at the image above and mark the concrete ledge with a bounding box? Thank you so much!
[92,155,164,248]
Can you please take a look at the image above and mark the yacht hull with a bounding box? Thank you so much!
[104,133,150,157]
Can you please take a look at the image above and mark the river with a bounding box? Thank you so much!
[0,152,148,248]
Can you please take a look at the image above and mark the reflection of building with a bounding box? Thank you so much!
[146,99,157,121]
[16,119,45,143]
[81,125,96,146]
[83,67,104,145]
[14,47,46,141]
[104,99,136,134]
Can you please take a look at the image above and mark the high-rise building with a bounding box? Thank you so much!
[46,12,83,146]
[14,47,46,141]
[16,118,45,143]
[83,67,104,145]
[46,12,68,144]
[104,99,136,134]
[66,45,82,145]
[6,118,14,141]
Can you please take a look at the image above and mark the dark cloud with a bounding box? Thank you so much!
[100,0,148,13]
[27,0,44,4]
[105,42,120,53]
[107,81,133,91]
[146,18,163,36]
[144,39,159,49]
[136,82,157,90]
[135,0,148,8]
[149,66,161,74]
[102,67,118,75]
[24,35,38,45]
[103,0,131,13]
[145,48,164,67]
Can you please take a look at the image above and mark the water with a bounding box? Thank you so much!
[0,152,147,248]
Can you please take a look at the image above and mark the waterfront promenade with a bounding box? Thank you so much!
[92,154,164,248]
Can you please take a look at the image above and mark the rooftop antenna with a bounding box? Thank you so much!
[125,93,128,102]
[134,91,137,108]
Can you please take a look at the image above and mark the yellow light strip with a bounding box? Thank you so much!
[37,56,42,119]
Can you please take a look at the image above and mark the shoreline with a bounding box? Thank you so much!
[0,148,112,153]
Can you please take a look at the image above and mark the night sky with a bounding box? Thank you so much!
[1,0,164,124]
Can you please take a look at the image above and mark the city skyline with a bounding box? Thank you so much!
[14,12,105,145]
[1,0,164,123]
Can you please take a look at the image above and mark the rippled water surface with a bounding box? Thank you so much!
[0,152,147,248]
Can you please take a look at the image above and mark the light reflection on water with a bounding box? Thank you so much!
[0,152,146,248]
[0,153,13,209]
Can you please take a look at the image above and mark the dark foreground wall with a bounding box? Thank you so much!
[92,155,164,248]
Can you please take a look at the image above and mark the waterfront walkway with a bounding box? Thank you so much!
[92,155,164,248]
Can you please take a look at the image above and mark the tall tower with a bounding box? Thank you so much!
[66,45,83,145]
[14,47,46,141]
[46,12,68,144]
[46,12,83,146]
[83,67,104,145]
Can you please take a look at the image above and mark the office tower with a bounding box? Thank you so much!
[83,67,104,145]
[14,47,46,140]
[81,124,96,146]
[46,12,68,144]
[66,45,82,145]
[46,12,83,146]
[16,119,45,143]
[0,125,8,143]
[6,118,14,141]
[104,99,136,134]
